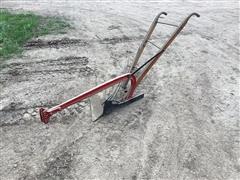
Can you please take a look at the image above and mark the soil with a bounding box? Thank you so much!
[0,1,239,179]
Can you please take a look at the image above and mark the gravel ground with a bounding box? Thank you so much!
[0,0,239,179]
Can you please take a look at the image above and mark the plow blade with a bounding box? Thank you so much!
[90,93,144,121]
[102,94,144,115]
[90,94,104,121]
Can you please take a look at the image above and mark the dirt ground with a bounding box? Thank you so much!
[0,0,239,179]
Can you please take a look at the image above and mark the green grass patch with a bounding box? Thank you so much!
[0,9,71,59]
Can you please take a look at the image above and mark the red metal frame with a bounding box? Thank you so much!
[40,73,137,123]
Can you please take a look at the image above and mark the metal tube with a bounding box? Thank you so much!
[157,21,178,27]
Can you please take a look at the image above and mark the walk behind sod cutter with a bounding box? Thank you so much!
[40,12,200,124]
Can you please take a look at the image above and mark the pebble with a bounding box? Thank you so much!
[27,108,34,114]
[23,113,32,121]
[78,133,83,139]
[32,111,37,116]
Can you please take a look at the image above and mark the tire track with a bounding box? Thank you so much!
[23,35,146,50]
[24,38,88,49]
[0,56,94,85]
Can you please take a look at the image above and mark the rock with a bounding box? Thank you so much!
[23,113,32,121]
[27,108,34,114]
[32,111,37,116]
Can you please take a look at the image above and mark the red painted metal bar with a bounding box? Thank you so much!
[125,74,137,99]
[40,73,137,124]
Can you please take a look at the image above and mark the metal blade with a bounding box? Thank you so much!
[90,94,104,121]
[102,93,144,115]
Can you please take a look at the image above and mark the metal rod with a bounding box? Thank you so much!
[147,40,161,49]
[157,21,178,27]
[132,49,164,76]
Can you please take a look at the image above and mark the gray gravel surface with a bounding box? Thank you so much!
[0,0,239,179]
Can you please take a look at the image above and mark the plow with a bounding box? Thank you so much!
[39,12,200,124]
